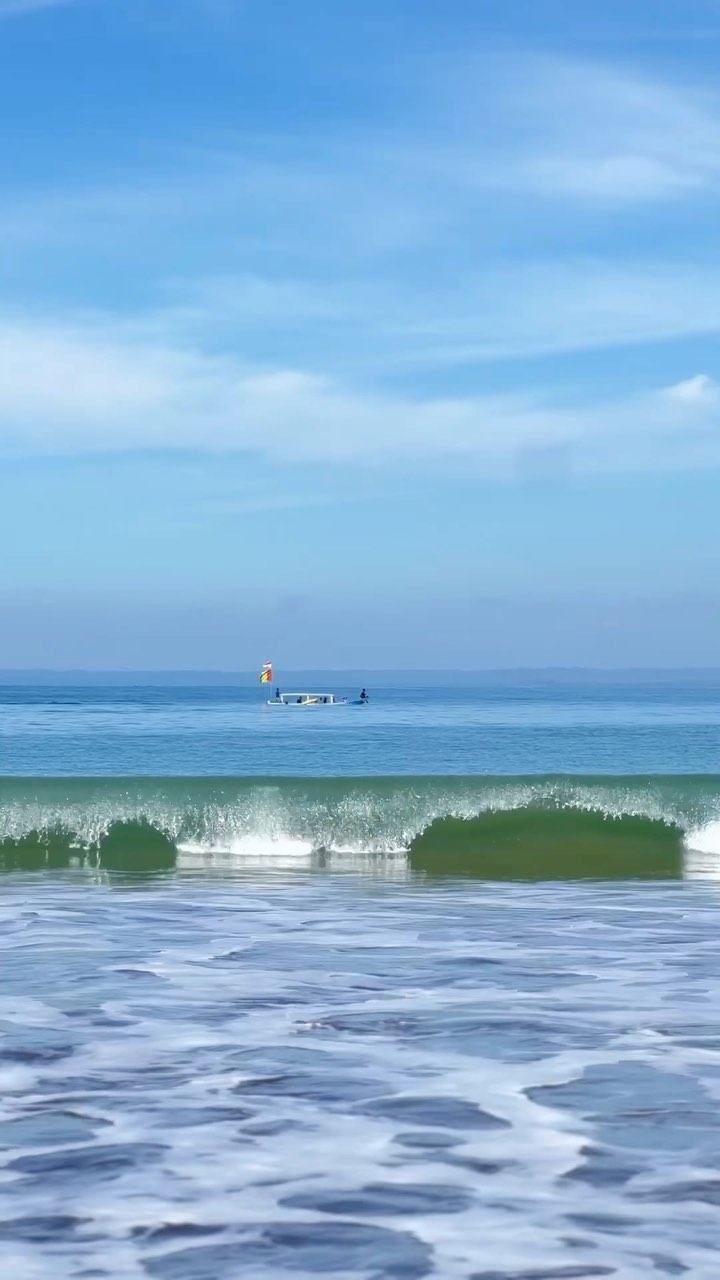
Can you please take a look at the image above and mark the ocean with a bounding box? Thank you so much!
[1,675,720,1279]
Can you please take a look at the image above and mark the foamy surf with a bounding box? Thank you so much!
[177,834,316,861]
[685,818,720,854]
[3,871,719,1277]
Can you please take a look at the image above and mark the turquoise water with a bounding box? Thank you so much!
[1,677,720,1278]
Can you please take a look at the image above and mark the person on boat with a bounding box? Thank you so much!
[360,688,369,702]
[274,687,281,701]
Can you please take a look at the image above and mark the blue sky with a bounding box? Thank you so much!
[2,0,720,667]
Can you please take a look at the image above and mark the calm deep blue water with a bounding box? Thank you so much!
[1,676,720,1279]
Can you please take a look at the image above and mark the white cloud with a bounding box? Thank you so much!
[662,373,720,405]
[455,55,720,202]
[1,314,718,474]
[0,51,718,389]
[1,49,719,469]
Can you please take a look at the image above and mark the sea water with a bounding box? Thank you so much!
[1,675,719,1278]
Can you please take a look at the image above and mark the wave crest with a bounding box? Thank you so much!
[0,776,719,875]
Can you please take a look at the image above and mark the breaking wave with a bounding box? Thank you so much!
[0,775,719,877]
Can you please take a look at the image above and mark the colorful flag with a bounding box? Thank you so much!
[260,661,273,684]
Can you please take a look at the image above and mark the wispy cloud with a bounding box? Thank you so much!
[1,312,718,475]
[175,259,720,369]
[0,49,718,408]
[3,10,717,210]
[5,173,720,372]
[483,56,720,201]
[2,52,718,264]
[2,45,720,475]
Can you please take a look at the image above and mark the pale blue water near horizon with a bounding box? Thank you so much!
[3,673,720,775]
[1,675,720,1278]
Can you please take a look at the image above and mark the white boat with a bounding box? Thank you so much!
[259,664,368,708]
[266,691,349,708]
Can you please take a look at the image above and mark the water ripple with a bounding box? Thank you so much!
[0,875,719,1278]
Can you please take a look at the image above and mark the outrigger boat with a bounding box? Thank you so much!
[259,662,368,708]
[266,691,349,707]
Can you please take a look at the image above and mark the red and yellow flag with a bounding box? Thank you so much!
[259,661,273,684]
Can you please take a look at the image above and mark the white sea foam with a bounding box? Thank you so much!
[177,833,316,863]
[683,820,720,878]
[1,877,719,1278]
[685,818,720,855]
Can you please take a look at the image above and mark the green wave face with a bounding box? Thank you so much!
[410,810,682,879]
[0,775,717,878]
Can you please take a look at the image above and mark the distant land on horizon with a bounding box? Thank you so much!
[1,669,719,687]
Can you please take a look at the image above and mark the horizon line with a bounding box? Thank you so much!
[2,666,720,676]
